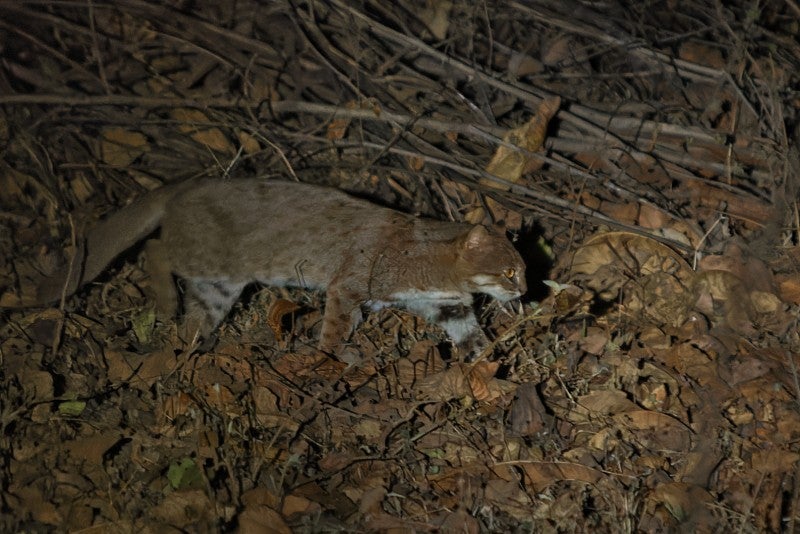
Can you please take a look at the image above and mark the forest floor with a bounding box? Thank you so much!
[1,1,800,532]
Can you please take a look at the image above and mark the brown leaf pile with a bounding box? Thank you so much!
[1,0,799,532]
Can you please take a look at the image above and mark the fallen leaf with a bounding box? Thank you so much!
[172,108,235,154]
[467,361,500,401]
[282,494,321,517]
[648,482,715,528]
[483,96,560,188]
[420,0,452,40]
[237,130,261,154]
[414,365,469,400]
[509,382,549,436]
[568,231,694,326]
[100,127,149,166]
[614,410,691,451]
[519,461,603,493]
[150,489,214,527]
[267,298,301,342]
[237,506,291,534]
[327,117,350,140]
[167,458,204,490]
[576,390,638,416]
[777,274,800,304]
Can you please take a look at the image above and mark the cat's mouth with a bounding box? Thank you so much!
[482,287,523,302]
[470,275,525,302]
[472,283,523,302]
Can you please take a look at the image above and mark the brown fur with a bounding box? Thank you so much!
[36,179,527,356]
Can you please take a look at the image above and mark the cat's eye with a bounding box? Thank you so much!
[503,268,516,279]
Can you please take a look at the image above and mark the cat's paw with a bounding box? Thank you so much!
[457,331,491,363]
[177,314,217,352]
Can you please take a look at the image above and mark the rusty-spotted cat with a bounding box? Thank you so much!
[36,179,526,359]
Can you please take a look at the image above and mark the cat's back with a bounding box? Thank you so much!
[160,180,412,271]
[172,179,395,225]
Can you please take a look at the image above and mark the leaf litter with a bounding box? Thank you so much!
[1,0,799,531]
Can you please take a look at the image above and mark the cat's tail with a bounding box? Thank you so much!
[36,181,189,304]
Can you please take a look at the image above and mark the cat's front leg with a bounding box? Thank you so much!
[435,304,490,362]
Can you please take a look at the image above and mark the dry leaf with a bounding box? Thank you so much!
[18,368,54,402]
[283,494,321,517]
[237,506,291,534]
[200,382,237,414]
[267,298,301,341]
[541,35,578,67]
[508,52,543,78]
[520,461,603,493]
[637,203,670,229]
[614,410,691,451]
[691,270,756,335]
[698,242,775,293]
[11,486,62,526]
[131,347,186,388]
[467,361,501,401]
[386,340,443,391]
[102,126,147,147]
[272,352,347,381]
[440,509,480,534]
[420,0,452,40]
[509,382,548,436]
[749,290,781,313]
[100,127,148,166]
[635,380,669,410]
[358,486,387,518]
[414,365,469,400]
[161,391,196,421]
[237,130,261,154]
[171,108,235,154]
[568,231,694,326]
[678,40,725,68]
[0,291,32,307]
[327,117,350,140]
[777,274,800,304]
[574,326,607,355]
[647,483,715,528]
[576,390,638,416]
[150,490,215,528]
[483,96,560,188]
[406,154,426,171]
[470,196,523,230]
[64,433,122,466]
[69,174,95,202]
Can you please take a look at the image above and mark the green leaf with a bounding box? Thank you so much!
[167,458,204,490]
[132,307,157,344]
[58,399,86,417]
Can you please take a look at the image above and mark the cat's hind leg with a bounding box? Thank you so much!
[144,239,179,319]
[180,278,247,347]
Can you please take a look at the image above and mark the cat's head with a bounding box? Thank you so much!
[457,225,526,301]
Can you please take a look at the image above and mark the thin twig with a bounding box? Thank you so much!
[50,214,78,360]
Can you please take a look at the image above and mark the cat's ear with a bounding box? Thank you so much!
[463,225,490,249]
